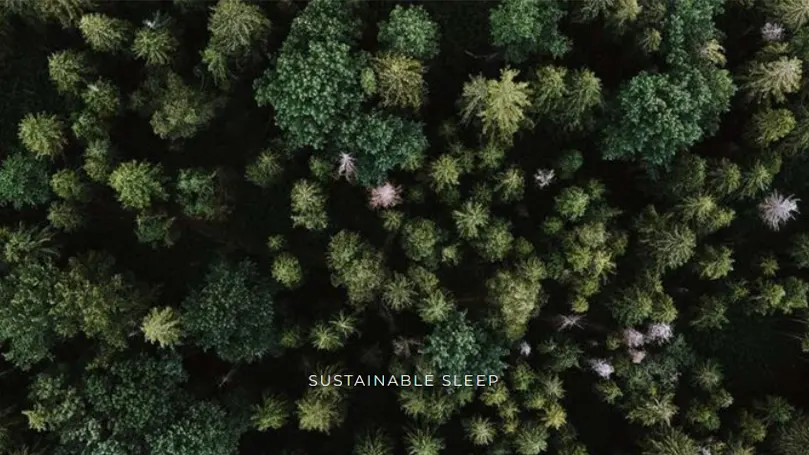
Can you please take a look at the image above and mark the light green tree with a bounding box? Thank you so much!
[108,161,169,211]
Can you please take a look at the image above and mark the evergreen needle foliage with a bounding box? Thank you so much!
[0,1,806,454]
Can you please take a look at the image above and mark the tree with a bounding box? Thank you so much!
[83,138,116,183]
[50,169,90,202]
[749,108,796,147]
[0,258,61,370]
[377,5,439,61]
[373,54,425,110]
[47,49,92,94]
[0,150,52,209]
[742,57,802,104]
[84,353,189,441]
[695,245,734,280]
[290,180,328,231]
[513,421,549,455]
[182,258,277,363]
[254,0,362,150]
[404,426,444,455]
[132,72,220,140]
[18,112,67,159]
[461,68,532,145]
[641,428,699,455]
[146,401,242,455]
[353,428,393,455]
[78,13,131,53]
[136,212,179,248]
[272,253,303,289]
[335,112,428,187]
[421,310,507,379]
[176,168,228,221]
[245,149,283,188]
[141,306,182,348]
[490,0,569,63]
[486,263,543,340]
[51,251,149,350]
[326,230,386,305]
[463,416,496,446]
[602,67,734,170]
[108,161,169,211]
[765,0,809,29]
[401,218,442,266]
[133,21,178,66]
[555,186,589,221]
[48,201,85,232]
[453,200,490,239]
[296,391,345,434]
[203,0,271,82]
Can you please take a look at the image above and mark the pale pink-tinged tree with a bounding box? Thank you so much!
[555,314,584,331]
[337,153,356,181]
[623,328,646,348]
[369,182,402,209]
[759,191,799,231]
[589,358,614,379]
[628,349,646,364]
[534,168,555,188]
[646,323,673,344]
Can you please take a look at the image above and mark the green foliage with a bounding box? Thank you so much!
[453,200,490,239]
[135,212,178,248]
[245,149,283,188]
[750,108,796,147]
[146,401,241,455]
[132,72,220,140]
[0,151,52,209]
[254,0,362,151]
[48,50,92,94]
[252,394,289,431]
[78,13,131,53]
[50,169,90,202]
[0,259,60,369]
[176,168,227,221]
[272,253,303,289]
[290,180,328,231]
[1,3,808,455]
[48,200,85,232]
[18,112,67,159]
[51,251,149,350]
[490,0,569,63]
[603,67,734,170]
[141,306,182,348]
[422,310,507,379]
[401,218,442,266]
[695,245,734,280]
[462,68,533,145]
[373,54,425,110]
[743,57,802,104]
[486,262,543,340]
[182,258,277,363]
[641,428,699,455]
[108,161,169,211]
[377,5,439,61]
[203,0,271,83]
[82,138,116,183]
[327,230,386,305]
[555,186,589,221]
[133,24,178,66]
[296,390,345,434]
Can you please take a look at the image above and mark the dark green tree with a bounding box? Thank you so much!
[182,258,277,363]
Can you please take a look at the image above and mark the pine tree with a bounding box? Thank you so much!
[141,306,182,348]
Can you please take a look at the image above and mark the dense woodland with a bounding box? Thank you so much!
[3,0,809,453]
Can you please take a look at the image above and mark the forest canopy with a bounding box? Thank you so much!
[1,0,809,454]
